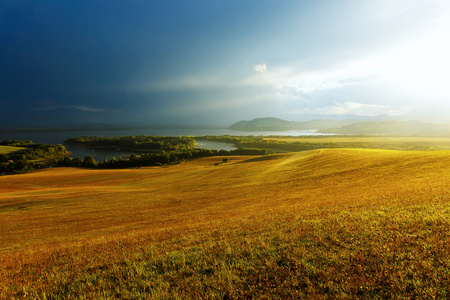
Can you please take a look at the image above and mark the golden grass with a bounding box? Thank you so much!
[0,145,26,155]
[265,136,450,143]
[1,149,449,298]
[265,136,450,149]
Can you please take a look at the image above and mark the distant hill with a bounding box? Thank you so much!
[229,117,450,136]
[318,120,450,136]
[228,117,359,131]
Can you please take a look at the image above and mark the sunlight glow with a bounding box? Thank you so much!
[385,34,450,95]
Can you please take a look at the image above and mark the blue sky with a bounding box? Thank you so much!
[1,0,449,127]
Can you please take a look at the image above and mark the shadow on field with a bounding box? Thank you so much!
[239,154,284,164]
[0,201,41,213]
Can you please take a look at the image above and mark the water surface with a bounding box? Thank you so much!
[0,128,332,159]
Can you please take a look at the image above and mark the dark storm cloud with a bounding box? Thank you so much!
[1,0,449,127]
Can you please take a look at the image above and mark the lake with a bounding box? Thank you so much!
[0,128,333,160]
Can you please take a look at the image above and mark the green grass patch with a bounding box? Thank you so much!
[0,145,26,154]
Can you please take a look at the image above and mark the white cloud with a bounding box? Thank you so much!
[253,63,267,73]
[277,85,311,99]
[289,102,405,116]
[269,63,380,99]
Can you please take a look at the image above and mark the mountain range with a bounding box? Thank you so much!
[229,117,450,136]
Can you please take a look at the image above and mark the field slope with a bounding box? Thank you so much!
[1,149,449,299]
[0,145,26,154]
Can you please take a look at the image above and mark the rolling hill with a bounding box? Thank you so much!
[229,117,450,136]
[1,149,449,298]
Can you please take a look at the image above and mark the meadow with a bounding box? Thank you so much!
[0,145,26,154]
[264,135,450,147]
[1,148,449,298]
[198,135,450,153]
[265,136,450,150]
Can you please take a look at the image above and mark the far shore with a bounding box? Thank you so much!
[64,143,164,153]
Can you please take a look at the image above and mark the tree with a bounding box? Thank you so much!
[59,156,72,166]
[83,155,96,167]
[72,157,83,167]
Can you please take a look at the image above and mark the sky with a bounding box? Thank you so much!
[1,0,450,128]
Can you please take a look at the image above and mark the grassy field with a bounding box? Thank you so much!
[0,145,26,154]
[1,149,449,298]
[264,136,450,150]
[264,135,450,144]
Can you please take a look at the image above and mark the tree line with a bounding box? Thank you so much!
[0,137,268,175]
[0,140,67,175]
[195,135,319,152]
[65,135,197,152]
[195,135,434,152]
[56,148,268,169]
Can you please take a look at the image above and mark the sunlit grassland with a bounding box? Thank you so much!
[265,136,450,150]
[0,145,26,154]
[1,149,449,298]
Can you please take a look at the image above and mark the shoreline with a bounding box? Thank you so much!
[64,143,164,153]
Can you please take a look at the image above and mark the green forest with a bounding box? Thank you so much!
[64,135,197,152]
[56,148,268,169]
[195,135,448,152]
[1,137,268,174]
[0,140,67,174]
[3,134,450,175]
[60,135,267,169]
